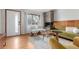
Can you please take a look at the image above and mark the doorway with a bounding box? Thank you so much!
[5,10,21,36]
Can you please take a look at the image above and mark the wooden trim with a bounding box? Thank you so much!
[5,9,21,36]
[54,20,79,30]
[6,35,22,38]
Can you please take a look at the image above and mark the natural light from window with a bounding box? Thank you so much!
[15,14,18,33]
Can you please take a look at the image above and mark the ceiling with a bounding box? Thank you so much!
[28,9,52,12]
[20,9,54,14]
[25,9,54,13]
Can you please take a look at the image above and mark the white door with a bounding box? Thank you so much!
[6,10,20,36]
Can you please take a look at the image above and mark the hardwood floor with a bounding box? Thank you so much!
[3,35,34,49]
[2,34,74,49]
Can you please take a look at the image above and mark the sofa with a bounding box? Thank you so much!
[58,31,79,41]
[49,36,79,49]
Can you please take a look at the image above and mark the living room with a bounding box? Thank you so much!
[0,9,79,49]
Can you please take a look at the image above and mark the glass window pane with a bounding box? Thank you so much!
[32,15,39,24]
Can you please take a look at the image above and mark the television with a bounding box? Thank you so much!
[45,22,51,27]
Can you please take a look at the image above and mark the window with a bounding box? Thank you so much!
[27,14,40,25]
[32,15,40,24]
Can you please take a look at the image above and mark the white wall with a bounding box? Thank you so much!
[20,11,26,34]
[17,9,44,34]
[1,9,6,34]
[1,9,79,34]
[0,9,5,34]
[54,9,79,21]
[25,10,44,27]
[0,10,2,34]
[0,9,44,35]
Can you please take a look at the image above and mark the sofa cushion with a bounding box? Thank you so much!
[73,37,79,47]
[59,31,79,40]
[49,36,65,49]
[49,36,79,49]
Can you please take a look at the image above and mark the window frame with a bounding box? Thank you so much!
[27,14,40,25]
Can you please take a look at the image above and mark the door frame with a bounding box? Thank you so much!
[5,9,21,36]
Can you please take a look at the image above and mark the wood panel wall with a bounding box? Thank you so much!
[53,20,79,30]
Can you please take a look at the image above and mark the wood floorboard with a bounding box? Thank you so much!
[3,35,34,49]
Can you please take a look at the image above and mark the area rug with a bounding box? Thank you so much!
[29,35,51,49]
